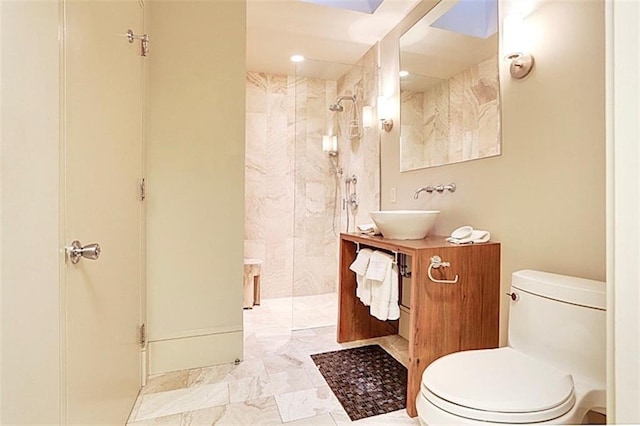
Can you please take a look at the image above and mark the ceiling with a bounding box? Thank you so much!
[246,0,421,76]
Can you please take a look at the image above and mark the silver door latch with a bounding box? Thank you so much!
[67,240,101,264]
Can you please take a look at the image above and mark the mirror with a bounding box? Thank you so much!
[399,0,501,171]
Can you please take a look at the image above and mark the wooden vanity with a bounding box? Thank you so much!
[338,233,500,417]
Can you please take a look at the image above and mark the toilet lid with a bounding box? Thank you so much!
[422,347,575,423]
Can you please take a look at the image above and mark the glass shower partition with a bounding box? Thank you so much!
[292,58,380,331]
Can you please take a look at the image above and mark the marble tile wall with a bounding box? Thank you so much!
[245,72,295,298]
[334,46,381,234]
[245,47,380,300]
[292,76,340,297]
[400,56,499,169]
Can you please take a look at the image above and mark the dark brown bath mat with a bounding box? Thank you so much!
[310,344,407,421]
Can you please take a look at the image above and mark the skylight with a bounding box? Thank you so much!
[430,0,498,39]
[301,0,385,14]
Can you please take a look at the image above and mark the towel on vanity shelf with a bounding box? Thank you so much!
[357,223,381,236]
[367,251,400,321]
[349,248,374,306]
[446,230,491,245]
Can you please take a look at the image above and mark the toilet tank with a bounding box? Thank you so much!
[508,270,606,385]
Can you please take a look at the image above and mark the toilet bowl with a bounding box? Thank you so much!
[417,270,606,425]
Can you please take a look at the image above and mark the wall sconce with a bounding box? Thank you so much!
[362,106,373,128]
[322,135,338,156]
[377,96,393,132]
[503,15,534,79]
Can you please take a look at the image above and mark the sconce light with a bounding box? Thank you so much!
[377,96,393,132]
[362,106,373,128]
[322,135,338,156]
[503,15,534,79]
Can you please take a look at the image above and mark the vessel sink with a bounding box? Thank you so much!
[369,210,440,240]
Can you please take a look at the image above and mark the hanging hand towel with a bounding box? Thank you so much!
[349,248,373,305]
[367,251,400,321]
[365,250,391,282]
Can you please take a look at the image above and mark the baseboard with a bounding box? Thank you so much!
[148,331,243,375]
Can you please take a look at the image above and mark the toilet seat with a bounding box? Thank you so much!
[421,347,576,424]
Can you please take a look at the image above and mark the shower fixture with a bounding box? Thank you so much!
[328,95,356,112]
[329,95,363,139]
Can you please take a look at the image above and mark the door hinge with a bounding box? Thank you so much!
[139,178,146,202]
[139,324,146,347]
[127,29,149,57]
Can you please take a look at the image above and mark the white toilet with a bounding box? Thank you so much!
[417,270,606,425]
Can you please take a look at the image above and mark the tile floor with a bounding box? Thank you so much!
[127,294,416,425]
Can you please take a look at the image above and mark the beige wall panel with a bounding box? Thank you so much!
[0,1,61,423]
[148,331,243,375]
[146,0,246,372]
[381,0,605,344]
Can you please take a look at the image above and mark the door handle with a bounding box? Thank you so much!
[68,240,101,264]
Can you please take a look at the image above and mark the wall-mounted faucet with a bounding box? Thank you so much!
[413,183,456,199]
[344,174,358,210]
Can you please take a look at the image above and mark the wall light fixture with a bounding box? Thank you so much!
[377,96,393,132]
[322,135,338,156]
[503,15,534,79]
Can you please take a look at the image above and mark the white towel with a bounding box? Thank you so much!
[365,250,392,282]
[446,229,491,244]
[349,248,373,305]
[357,223,381,235]
[369,253,400,321]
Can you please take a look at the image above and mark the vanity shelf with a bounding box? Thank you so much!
[338,233,500,417]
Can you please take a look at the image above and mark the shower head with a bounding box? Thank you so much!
[329,95,356,112]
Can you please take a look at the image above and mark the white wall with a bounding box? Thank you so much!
[380,0,606,344]
[608,1,640,422]
[0,1,61,423]
[146,0,246,374]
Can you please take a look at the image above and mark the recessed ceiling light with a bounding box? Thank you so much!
[399,70,409,78]
[290,55,305,63]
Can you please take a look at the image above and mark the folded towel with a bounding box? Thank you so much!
[446,229,491,244]
[349,248,373,276]
[365,250,393,282]
[349,248,374,305]
[357,223,381,235]
[369,260,400,321]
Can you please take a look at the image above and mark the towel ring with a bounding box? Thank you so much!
[427,256,459,284]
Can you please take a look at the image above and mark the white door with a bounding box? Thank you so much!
[63,0,144,423]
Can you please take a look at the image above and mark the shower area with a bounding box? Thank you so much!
[244,50,380,333]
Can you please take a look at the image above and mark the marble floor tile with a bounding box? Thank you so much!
[285,413,337,425]
[228,374,270,403]
[211,396,283,425]
[266,368,315,395]
[275,385,342,423]
[134,383,229,421]
[227,367,316,404]
[331,407,420,425]
[188,358,267,387]
[128,293,411,425]
[143,369,190,395]
[263,353,307,374]
[127,412,184,425]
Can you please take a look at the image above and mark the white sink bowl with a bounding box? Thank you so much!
[369,210,440,240]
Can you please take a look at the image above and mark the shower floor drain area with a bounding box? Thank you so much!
[310,344,407,421]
